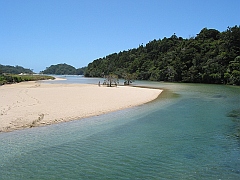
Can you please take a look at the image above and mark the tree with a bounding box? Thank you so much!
[231,70,240,85]
[123,73,137,85]
[224,72,231,84]
[228,56,240,85]
[196,28,220,40]
[76,67,87,75]
[0,64,33,74]
[104,74,118,87]
[41,63,76,75]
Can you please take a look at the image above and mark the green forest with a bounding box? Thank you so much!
[41,63,86,75]
[0,64,33,74]
[85,26,240,85]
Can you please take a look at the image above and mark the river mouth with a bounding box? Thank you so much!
[0,77,240,179]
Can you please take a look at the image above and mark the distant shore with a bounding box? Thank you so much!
[0,81,162,133]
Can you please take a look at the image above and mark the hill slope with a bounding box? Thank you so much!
[0,64,33,74]
[85,26,240,85]
[41,63,86,75]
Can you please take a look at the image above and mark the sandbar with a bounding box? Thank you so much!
[0,81,162,132]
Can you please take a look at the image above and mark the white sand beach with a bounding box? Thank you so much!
[0,81,162,132]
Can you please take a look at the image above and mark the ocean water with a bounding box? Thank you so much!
[0,77,240,179]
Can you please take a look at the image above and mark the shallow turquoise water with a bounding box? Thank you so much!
[0,78,240,179]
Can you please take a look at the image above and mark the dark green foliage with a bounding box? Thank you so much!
[41,63,86,75]
[76,67,87,75]
[0,64,33,74]
[85,26,240,85]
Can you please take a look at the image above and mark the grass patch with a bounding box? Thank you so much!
[0,74,55,85]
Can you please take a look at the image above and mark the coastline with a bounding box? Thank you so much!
[0,81,162,133]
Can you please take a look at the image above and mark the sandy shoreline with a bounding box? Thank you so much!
[0,81,162,133]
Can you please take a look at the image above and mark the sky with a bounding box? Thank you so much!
[0,0,239,73]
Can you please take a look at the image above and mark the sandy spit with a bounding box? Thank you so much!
[0,81,162,132]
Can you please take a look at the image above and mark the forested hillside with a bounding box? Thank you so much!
[0,64,33,74]
[41,63,86,75]
[85,26,240,85]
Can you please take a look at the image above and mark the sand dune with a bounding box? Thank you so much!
[0,81,162,132]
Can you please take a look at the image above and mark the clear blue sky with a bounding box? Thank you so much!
[0,0,239,72]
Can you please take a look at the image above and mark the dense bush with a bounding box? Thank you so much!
[85,26,240,85]
[0,74,54,85]
[41,63,86,75]
[0,65,33,74]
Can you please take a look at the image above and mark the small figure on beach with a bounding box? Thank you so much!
[98,81,100,87]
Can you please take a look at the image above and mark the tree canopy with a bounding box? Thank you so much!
[85,26,240,85]
[0,64,33,74]
[41,63,86,75]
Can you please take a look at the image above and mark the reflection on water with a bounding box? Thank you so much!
[0,76,240,179]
